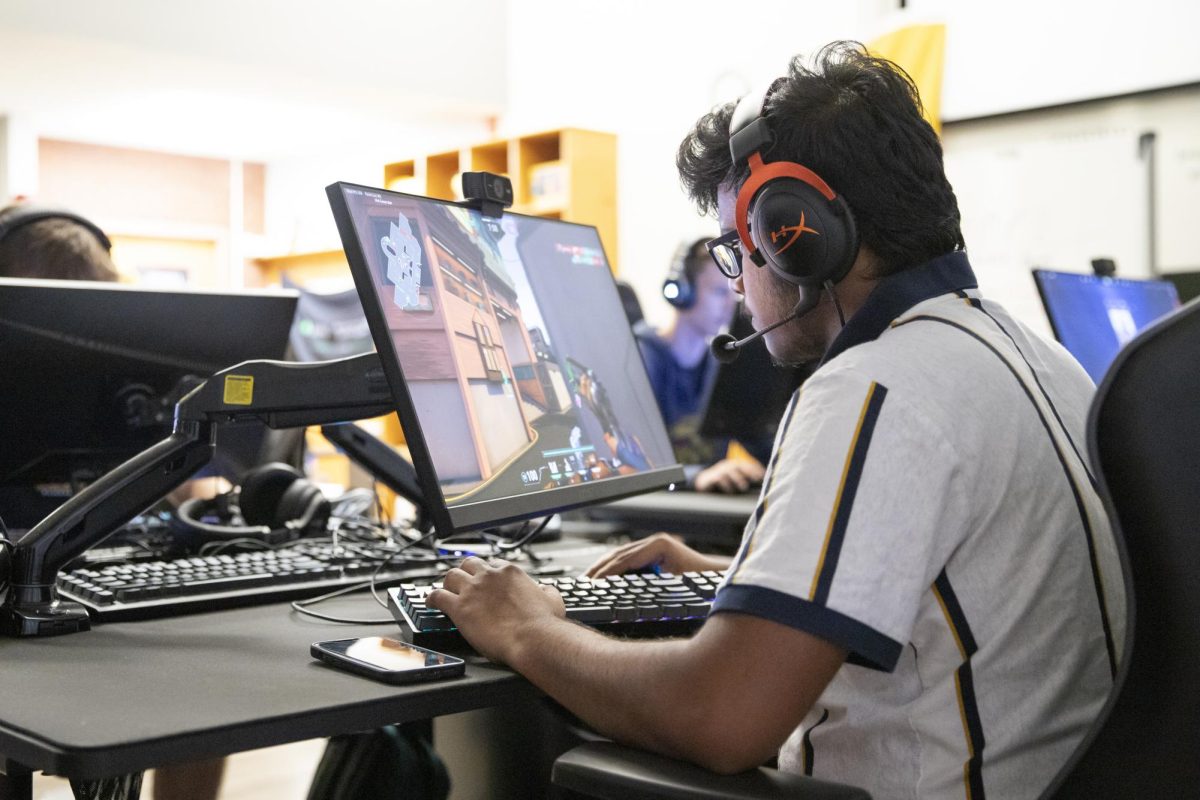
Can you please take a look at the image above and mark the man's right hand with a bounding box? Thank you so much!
[584,532,732,579]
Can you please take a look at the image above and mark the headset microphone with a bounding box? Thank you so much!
[710,286,822,364]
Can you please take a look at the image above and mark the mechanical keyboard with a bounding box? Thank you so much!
[55,543,565,622]
[389,570,725,649]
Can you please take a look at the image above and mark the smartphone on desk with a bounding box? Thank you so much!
[311,636,466,684]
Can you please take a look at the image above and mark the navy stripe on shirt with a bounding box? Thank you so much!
[712,583,903,672]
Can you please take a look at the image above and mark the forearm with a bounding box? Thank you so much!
[695,552,734,572]
[506,618,720,764]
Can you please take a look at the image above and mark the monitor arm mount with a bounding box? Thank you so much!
[1,352,425,637]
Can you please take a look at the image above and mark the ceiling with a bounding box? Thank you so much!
[0,0,509,161]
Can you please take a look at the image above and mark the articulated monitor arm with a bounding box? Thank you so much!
[1,353,399,637]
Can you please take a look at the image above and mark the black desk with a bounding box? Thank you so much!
[582,489,756,542]
[0,597,536,788]
[0,537,615,796]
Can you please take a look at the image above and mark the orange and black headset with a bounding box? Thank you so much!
[728,83,859,289]
[0,205,112,251]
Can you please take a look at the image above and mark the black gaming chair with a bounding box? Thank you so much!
[1039,296,1200,796]
[552,299,1200,799]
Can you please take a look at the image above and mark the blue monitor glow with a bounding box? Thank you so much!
[327,182,683,536]
[1033,269,1181,383]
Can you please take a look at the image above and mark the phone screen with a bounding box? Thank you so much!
[323,637,458,671]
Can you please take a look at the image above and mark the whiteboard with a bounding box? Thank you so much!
[941,87,1200,334]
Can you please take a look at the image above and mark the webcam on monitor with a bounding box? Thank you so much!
[461,171,513,218]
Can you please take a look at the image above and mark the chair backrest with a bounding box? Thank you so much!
[1043,298,1200,797]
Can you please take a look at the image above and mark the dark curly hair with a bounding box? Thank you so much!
[677,41,964,277]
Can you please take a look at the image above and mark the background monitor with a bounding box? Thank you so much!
[1163,270,1200,304]
[1033,268,1181,383]
[0,278,298,529]
[699,309,810,463]
[283,276,375,362]
[328,182,683,536]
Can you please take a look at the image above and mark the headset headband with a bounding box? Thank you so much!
[0,206,112,252]
[726,79,859,285]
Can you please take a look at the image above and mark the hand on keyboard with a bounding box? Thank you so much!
[426,557,566,664]
[391,564,723,653]
[583,532,732,579]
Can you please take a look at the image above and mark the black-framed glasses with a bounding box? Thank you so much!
[705,230,743,278]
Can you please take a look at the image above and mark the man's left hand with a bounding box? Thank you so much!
[427,557,566,664]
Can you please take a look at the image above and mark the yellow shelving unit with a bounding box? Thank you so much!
[382,128,618,271]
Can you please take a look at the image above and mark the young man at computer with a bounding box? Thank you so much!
[637,237,767,493]
[428,42,1125,798]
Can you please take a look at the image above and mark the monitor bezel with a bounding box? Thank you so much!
[327,181,684,537]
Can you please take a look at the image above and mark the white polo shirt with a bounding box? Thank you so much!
[711,251,1126,800]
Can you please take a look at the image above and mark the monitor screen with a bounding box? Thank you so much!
[328,182,683,535]
[699,309,809,461]
[0,278,298,528]
[1033,269,1181,383]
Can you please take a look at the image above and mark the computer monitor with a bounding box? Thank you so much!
[1033,268,1181,383]
[327,182,683,536]
[0,278,298,529]
[1164,270,1200,304]
[699,309,809,462]
[282,276,375,362]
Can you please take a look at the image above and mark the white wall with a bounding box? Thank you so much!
[503,0,1200,332]
[260,122,494,265]
[0,115,38,200]
[944,88,1200,335]
[904,0,1200,121]
[502,0,880,329]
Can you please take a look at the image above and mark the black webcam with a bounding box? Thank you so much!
[461,171,513,218]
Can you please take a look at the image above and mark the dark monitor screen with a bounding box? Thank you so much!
[699,310,809,455]
[1164,270,1200,304]
[1033,268,1181,383]
[328,182,683,535]
[0,278,298,527]
[283,276,374,362]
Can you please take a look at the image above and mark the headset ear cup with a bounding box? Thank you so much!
[238,463,305,528]
[276,479,331,536]
[750,180,858,287]
[663,240,697,310]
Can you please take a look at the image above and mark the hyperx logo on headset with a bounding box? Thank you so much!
[769,212,820,256]
[727,79,859,288]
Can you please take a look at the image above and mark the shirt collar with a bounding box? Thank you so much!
[819,250,978,367]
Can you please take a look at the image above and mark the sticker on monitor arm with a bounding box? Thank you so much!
[223,375,254,405]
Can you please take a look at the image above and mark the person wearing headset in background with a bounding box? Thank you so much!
[0,202,119,281]
[0,201,226,800]
[427,42,1125,798]
[635,238,767,492]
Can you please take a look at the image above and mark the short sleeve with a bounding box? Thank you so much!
[711,363,967,671]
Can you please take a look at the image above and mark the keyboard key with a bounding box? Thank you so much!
[566,606,617,624]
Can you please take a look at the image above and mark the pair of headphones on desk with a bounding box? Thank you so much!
[728,83,859,289]
[174,463,331,546]
[0,205,112,251]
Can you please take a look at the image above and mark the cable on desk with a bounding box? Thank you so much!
[289,515,554,625]
[289,525,444,625]
[434,515,552,559]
